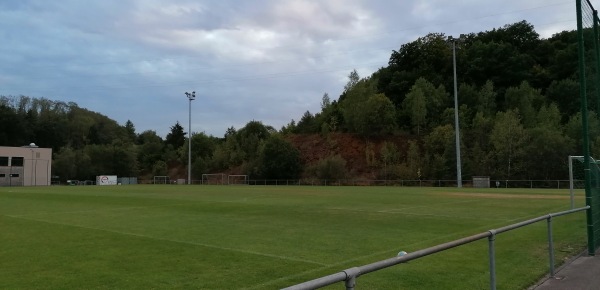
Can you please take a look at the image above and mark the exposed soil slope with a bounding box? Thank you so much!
[286,133,414,178]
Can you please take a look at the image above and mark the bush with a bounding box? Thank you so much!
[306,155,348,180]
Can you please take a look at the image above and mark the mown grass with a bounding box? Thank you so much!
[0,185,587,289]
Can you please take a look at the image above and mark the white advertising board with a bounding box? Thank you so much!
[96,175,118,185]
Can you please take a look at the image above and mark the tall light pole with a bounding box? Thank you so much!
[450,35,463,188]
[185,91,195,185]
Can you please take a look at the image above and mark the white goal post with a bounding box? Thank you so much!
[153,176,170,184]
[568,155,600,209]
[228,175,249,185]
[201,173,226,185]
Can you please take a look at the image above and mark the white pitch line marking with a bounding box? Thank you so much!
[8,203,193,218]
[326,200,508,221]
[3,214,327,267]
[378,199,480,213]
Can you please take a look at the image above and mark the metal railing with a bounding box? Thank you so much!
[282,206,590,290]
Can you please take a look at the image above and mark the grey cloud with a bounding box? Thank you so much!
[0,0,584,137]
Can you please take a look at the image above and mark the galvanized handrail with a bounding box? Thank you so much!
[282,206,590,290]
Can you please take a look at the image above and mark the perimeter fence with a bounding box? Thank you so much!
[577,0,600,255]
[138,178,583,189]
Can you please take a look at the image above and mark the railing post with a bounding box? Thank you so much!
[488,230,497,290]
[345,276,356,290]
[344,267,360,290]
[547,215,555,277]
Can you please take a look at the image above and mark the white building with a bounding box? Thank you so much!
[0,144,52,186]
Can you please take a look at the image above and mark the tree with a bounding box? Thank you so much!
[85,112,125,147]
[406,140,421,179]
[191,132,217,161]
[565,112,600,152]
[221,120,272,169]
[321,93,331,110]
[525,104,572,179]
[403,78,448,135]
[83,141,137,178]
[379,32,454,107]
[258,135,302,179]
[165,121,186,149]
[477,81,497,117]
[137,130,164,173]
[504,81,545,127]
[52,147,77,181]
[379,142,401,179]
[546,79,580,120]
[404,83,427,135]
[67,107,95,149]
[340,77,378,133]
[110,139,138,177]
[490,110,529,179]
[356,93,397,136]
[0,104,28,146]
[526,127,573,179]
[315,100,343,134]
[124,120,136,144]
[344,69,360,93]
[457,83,478,111]
[307,155,348,181]
[280,119,297,135]
[181,132,218,172]
[296,111,317,133]
[465,112,494,176]
[464,22,538,92]
[423,125,455,179]
[152,160,168,176]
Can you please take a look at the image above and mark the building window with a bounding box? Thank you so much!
[0,174,5,177]
[11,157,24,167]
[10,173,19,177]
[0,156,8,166]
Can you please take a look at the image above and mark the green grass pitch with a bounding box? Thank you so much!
[0,185,587,289]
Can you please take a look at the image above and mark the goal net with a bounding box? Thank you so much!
[228,175,249,185]
[569,155,600,207]
[201,173,226,185]
[153,176,170,184]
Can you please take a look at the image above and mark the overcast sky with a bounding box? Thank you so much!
[0,0,584,138]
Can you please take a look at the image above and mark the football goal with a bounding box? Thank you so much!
[201,173,226,185]
[228,175,249,185]
[153,176,170,184]
[568,155,600,208]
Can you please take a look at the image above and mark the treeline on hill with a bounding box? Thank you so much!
[2,20,600,182]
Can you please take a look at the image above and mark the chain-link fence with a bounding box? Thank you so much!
[576,0,600,254]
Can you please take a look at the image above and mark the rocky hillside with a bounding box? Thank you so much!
[287,133,415,179]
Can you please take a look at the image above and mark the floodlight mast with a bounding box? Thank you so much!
[449,35,464,188]
[185,91,196,185]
